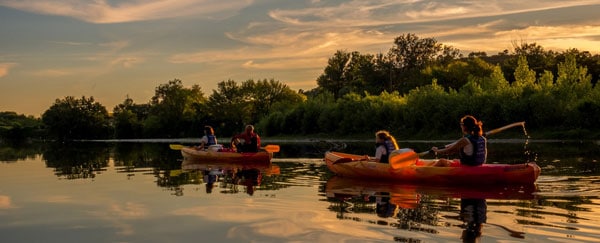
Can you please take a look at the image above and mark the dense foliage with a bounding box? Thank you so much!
[0,111,43,142]
[41,96,112,140]
[2,33,599,141]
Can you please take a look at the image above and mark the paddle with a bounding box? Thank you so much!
[170,144,185,150]
[169,144,280,153]
[389,121,525,169]
[484,121,525,137]
[332,156,370,164]
[262,145,280,153]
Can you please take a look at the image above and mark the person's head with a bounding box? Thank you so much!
[460,115,483,136]
[375,130,391,141]
[375,130,399,149]
[204,125,214,135]
[245,125,254,134]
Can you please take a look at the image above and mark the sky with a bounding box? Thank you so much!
[1,0,599,117]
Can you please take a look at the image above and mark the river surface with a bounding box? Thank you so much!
[0,140,599,242]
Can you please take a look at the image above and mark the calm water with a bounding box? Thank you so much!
[0,140,599,242]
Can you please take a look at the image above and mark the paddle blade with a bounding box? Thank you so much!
[263,144,280,153]
[169,144,185,150]
[389,149,419,170]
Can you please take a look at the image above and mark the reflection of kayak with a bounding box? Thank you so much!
[325,176,537,202]
[181,147,272,164]
[181,159,280,176]
[325,151,541,185]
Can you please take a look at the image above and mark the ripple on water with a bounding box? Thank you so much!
[535,175,600,197]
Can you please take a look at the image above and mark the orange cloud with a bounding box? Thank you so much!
[0,63,18,78]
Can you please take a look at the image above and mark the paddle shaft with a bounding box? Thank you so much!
[422,121,525,155]
[485,121,525,137]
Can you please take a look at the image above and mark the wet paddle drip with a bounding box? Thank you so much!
[519,123,537,164]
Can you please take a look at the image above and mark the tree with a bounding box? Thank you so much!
[554,53,592,107]
[146,79,206,138]
[387,33,444,93]
[244,79,305,121]
[557,49,600,86]
[207,79,305,135]
[501,42,556,82]
[42,96,111,140]
[0,111,43,142]
[317,50,354,99]
[206,80,248,135]
[112,96,149,138]
[512,55,538,92]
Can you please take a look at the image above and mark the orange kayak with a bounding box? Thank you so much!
[325,151,541,185]
[181,147,272,164]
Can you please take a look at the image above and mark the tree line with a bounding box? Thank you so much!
[1,33,599,142]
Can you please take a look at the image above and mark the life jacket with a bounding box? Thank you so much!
[206,134,217,145]
[460,135,487,166]
[237,133,259,152]
[378,140,396,163]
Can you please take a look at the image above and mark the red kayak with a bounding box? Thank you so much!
[325,151,541,185]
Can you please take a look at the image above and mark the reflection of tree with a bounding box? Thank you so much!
[325,191,441,237]
[394,195,441,232]
[42,142,110,179]
[0,142,45,162]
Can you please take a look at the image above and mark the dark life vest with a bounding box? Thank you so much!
[460,135,487,166]
[377,140,396,163]
[237,134,258,152]
[207,134,217,145]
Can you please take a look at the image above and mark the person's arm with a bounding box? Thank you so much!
[432,137,469,155]
[198,136,208,150]
[255,134,261,151]
[230,134,240,144]
[374,146,386,162]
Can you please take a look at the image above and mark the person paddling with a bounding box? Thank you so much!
[231,125,261,152]
[431,115,487,167]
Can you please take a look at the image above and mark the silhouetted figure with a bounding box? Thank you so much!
[460,198,487,243]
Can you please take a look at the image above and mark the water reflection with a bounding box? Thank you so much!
[42,142,110,179]
[155,158,283,196]
[0,141,599,242]
[459,198,486,242]
[324,176,537,242]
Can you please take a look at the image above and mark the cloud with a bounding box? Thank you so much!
[169,28,388,69]
[110,56,144,68]
[0,63,18,77]
[267,1,598,27]
[0,0,254,23]
[30,69,73,77]
[0,195,16,209]
[99,40,130,50]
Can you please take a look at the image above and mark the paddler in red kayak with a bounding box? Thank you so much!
[431,115,487,167]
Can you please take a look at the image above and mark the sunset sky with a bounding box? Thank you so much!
[1,0,599,117]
